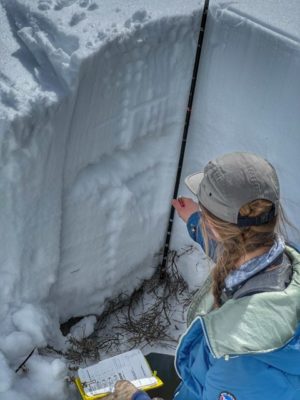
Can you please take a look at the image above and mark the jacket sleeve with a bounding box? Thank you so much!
[131,392,152,400]
[186,212,217,262]
[186,212,204,246]
[204,355,292,400]
[131,392,164,400]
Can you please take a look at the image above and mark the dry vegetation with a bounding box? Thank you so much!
[40,246,197,368]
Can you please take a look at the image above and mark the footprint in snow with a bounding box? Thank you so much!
[88,3,98,10]
[54,0,77,10]
[54,0,98,11]
[124,9,150,28]
[79,0,89,7]
[97,31,107,40]
[69,12,86,26]
[38,0,53,10]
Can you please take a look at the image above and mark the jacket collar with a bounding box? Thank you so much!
[201,246,300,358]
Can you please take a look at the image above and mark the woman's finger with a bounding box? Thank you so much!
[112,380,139,400]
[172,197,199,222]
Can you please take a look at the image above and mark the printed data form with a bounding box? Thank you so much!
[78,349,157,396]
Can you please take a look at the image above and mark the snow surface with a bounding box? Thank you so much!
[1,0,300,398]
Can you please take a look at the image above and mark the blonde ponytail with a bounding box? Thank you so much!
[200,199,281,308]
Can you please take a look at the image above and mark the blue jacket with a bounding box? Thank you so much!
[134,212,300,400]
[173,212,300,400]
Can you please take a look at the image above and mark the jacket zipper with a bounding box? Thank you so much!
[198,317,217,358]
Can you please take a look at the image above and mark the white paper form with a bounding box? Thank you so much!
[78,349,157,396]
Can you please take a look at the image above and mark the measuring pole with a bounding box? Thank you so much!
[160,0,210,279]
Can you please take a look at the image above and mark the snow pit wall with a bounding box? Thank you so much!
[0,0,201,371]
[54,16,201,319]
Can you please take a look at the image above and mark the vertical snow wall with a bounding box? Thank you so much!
[0,0,201,368]
[54,15,201,319]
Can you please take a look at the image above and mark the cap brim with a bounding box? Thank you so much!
[184,172,204,195]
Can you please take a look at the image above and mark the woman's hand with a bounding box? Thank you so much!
[105,380,139,400]
[172,197,199,223]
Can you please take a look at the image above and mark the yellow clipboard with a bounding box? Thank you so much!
[75,372,164,400]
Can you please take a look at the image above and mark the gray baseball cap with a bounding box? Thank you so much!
[185,152,280,226]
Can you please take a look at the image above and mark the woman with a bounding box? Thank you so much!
[108,152,300,400]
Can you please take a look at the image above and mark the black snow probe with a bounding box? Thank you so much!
[160,0,210,279]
